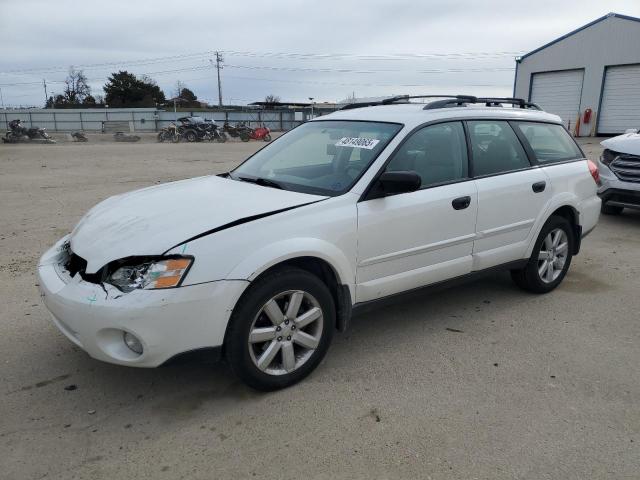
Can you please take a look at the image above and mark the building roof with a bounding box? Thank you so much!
[249,101,311,108]
[518,12,640,62]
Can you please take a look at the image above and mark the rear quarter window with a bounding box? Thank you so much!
[513,122,584,163]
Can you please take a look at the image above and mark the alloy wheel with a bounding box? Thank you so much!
[248,290,324,376]
[538,228,569,283]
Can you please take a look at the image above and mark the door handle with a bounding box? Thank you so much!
[532,181,546,193]
[452,196,471,210]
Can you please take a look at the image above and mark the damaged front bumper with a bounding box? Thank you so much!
[37,236,248,367]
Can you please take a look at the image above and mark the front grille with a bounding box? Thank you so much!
[610,154,640,183]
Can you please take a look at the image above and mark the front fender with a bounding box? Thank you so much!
[227,237,356,297]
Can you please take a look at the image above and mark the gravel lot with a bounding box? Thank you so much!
[1,135,639,479]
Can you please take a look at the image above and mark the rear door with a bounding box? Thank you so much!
[356,121,477,303]
[468,120,551,270]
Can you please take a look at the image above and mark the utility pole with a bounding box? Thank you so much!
[214,51,223,107]
[43,79,48,107]
[0,87,4,109]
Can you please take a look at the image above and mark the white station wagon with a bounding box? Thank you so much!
[38,95,601,390]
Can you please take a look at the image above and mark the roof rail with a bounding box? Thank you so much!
[339,95,411,110]
[340,95,541,111]
[423,97,541,110]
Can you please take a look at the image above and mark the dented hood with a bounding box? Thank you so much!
[70,175,326,273]
[601,132,640,156]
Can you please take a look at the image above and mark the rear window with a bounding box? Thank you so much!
[513,122,583,163]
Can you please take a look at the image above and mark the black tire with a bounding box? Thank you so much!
[601,203,623,215]
[226,267,335,391]
[184,130,197,142]
[157,132,165,142]
[263,133,272,142]
[510,215,574,294]
[240,133,250,142]
[215,134,226,143]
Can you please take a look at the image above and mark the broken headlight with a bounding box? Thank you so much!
[106,257,193,292]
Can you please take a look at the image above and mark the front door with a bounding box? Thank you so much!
[356,121,478,303]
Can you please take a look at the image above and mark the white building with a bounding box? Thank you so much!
[514,12,640,136]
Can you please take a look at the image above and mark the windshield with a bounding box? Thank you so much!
[231,120,403,196]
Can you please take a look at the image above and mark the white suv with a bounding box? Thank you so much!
[38,95,601,390]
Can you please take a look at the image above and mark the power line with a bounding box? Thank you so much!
[0,49,523,76]
[219,49,524,61]
[0,64,514,88]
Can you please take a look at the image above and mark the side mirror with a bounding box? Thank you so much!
[370,171,421,198]
[326,144,337,155]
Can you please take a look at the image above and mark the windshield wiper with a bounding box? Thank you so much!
[235,175,284,190]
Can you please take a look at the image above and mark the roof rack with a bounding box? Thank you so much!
[422,96,541,110]
[339,95,541,111]
[339,95,411,110]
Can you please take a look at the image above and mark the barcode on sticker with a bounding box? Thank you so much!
[335,137,380,150]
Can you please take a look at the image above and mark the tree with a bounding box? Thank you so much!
[180,87,197,103]
[63,67,91,105]
[45,67,92,108]
[82,95,97,107]
[103,71,166,107]
[173,80,186,98]
[263,94,281,110]
[172,81,199,106]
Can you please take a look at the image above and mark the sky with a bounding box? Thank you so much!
[1,0,639,108]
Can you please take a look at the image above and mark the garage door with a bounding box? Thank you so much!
[530,70,584,129]
[598,64,640,134]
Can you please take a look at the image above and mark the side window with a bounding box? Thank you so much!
[386,122,468,187]
[513,122,583,163]
[467,121,530,176]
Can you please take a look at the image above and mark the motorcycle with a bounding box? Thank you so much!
[71,131,88,142]
[223,122,252,142]
[223,122,271,142]
[3,119,55,143]
[157,122,181,143]
[250,124,272,142]
[177,116,225,143]
[203,119,226,143]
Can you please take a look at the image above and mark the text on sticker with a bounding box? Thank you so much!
[335,137,380,150]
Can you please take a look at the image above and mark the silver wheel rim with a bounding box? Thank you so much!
[538,228,569,283]
[248,290,324,376]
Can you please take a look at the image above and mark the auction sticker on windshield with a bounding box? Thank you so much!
[335,137,380,149]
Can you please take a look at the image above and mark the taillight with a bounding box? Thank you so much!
[587,160,601,186]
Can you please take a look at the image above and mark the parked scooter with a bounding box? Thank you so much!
[3,119,55,143]
[157,122,181,143]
